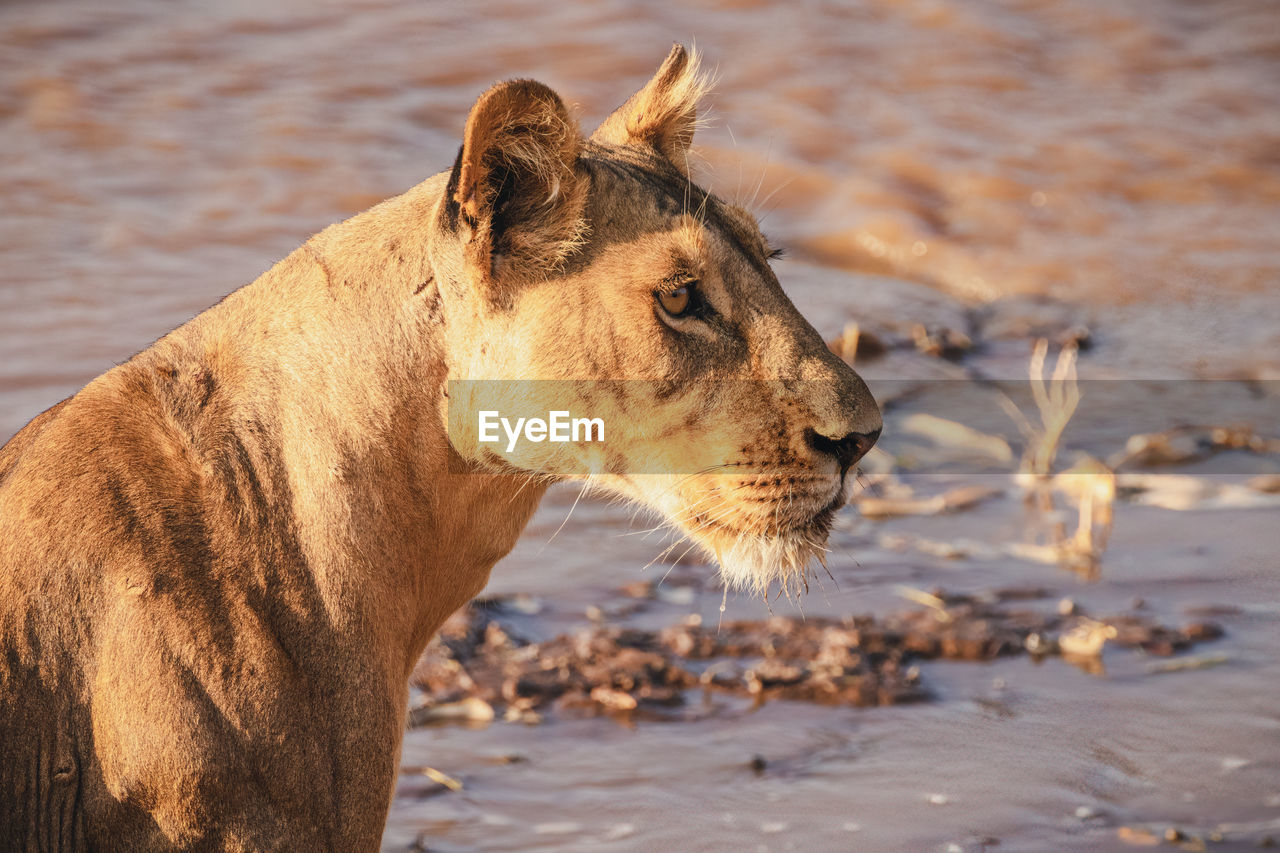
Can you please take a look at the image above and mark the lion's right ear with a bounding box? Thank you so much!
[443,80,586,291]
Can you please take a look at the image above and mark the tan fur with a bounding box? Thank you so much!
[0,45,878,850]
[591,45,712,171]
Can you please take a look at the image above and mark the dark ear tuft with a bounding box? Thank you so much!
[442,145,465,233]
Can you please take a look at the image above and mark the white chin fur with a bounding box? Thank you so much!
[716,533,817,599]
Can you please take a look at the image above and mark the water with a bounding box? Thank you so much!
[2,1,1278,850]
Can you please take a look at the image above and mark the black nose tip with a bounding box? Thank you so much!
[807,427,881,472]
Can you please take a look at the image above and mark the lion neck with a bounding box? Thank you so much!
[177,174,550,680]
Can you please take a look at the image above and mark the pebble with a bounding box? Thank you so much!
[1025,633,1052,655]
[1058,619,1118,657]
[589,686,637,711]
[407,696,494,726]
[1117,826,1160,846]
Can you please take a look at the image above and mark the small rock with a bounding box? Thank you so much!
[1059,619,1118,657]
[1025,633,1051,655]
[1183,622,1224,642]
[503,707,542,725]
[589,686,637,711]
[1117,826,1160,846]
[408,696,494,727]
[750,755,768,774]
[749,659,805,686]
[1057,597,1079,616]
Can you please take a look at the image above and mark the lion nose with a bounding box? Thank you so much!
[806,427,881,473]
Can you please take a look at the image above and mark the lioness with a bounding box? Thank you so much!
[0,46,879,850]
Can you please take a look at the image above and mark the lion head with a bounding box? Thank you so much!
[431,46,881,596]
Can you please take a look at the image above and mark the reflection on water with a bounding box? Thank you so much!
[1,1,1278,850]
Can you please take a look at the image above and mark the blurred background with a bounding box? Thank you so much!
[2,1,1278,851]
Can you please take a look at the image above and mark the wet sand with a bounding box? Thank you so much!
[1,1,1278,851]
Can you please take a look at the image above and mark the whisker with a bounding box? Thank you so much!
[538,476,592,553]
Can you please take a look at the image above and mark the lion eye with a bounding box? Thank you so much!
[657,285,692,317]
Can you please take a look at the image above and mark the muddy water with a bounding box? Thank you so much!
[2,1,1278,851]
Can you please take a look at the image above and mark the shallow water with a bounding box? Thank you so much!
[1,1,1278,850]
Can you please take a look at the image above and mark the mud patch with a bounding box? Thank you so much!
[409,589,1224,724]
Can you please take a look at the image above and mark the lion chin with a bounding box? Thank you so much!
[686,499,841,600]
[616,472,850,601]
[710,527,833,599]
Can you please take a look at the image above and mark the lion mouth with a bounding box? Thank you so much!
[782,473,849,538]
[684,473,848,540]
[808,481,849,529]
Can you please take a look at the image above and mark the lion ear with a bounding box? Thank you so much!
[591,44,710,174]
[446,79,586,287]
